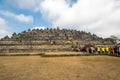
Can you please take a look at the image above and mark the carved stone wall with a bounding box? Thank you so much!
[0,28,103,52]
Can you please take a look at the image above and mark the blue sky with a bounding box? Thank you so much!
[0,0,52,36]
[0,0,120,38]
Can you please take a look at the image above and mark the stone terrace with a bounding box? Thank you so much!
[0,28,103,53]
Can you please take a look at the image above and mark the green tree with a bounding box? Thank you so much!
[103,35,118,44]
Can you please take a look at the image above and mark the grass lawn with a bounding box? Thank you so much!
[0,55,120,80]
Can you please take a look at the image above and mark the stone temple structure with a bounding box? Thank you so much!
[0,28,103,53]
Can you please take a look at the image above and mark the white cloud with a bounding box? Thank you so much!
[5,0,120,38]
[6,0,42,12]
[32,26,46,30]
[0,17,6,25]
[15,14,33,23]
[39,0,120,38]
[0,11,33,23]
[0,17,9,38]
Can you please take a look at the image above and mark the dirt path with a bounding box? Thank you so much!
[0,56,120,80]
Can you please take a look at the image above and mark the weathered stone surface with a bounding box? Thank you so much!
[0,28,103,52]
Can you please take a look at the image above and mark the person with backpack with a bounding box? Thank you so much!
[97,46,101,54]
[101,46,105,54]
[118,46,120,55]
[114,45,118,55]
[105,46,109,54]
[109,46,114,54]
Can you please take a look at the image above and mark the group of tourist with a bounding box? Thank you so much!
[71,42,120,55]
